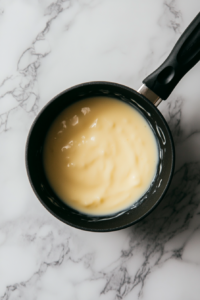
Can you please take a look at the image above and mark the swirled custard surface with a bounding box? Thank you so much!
[43,97,158,215]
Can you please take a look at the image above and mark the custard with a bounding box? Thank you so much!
[43,96,158,215]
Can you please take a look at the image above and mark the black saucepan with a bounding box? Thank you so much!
[26,13,200,231]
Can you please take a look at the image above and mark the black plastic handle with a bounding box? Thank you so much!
[143,12,200,100]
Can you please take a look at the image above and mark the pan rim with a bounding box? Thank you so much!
[25,81,175,232]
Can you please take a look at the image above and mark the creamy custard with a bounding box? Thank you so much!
[43,97,158,215]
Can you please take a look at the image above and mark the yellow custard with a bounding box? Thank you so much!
[43,96,158,215]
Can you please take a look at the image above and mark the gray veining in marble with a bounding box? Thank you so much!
[0,0,200,299]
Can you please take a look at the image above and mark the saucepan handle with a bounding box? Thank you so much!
[143,12,200,100]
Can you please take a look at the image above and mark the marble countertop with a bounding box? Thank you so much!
[1,0,200,299]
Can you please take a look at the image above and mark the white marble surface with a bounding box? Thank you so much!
[0,0,200,299]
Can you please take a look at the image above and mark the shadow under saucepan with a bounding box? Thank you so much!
[129,98,200,250]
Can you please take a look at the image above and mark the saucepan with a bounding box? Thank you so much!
[26,13,200,231]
